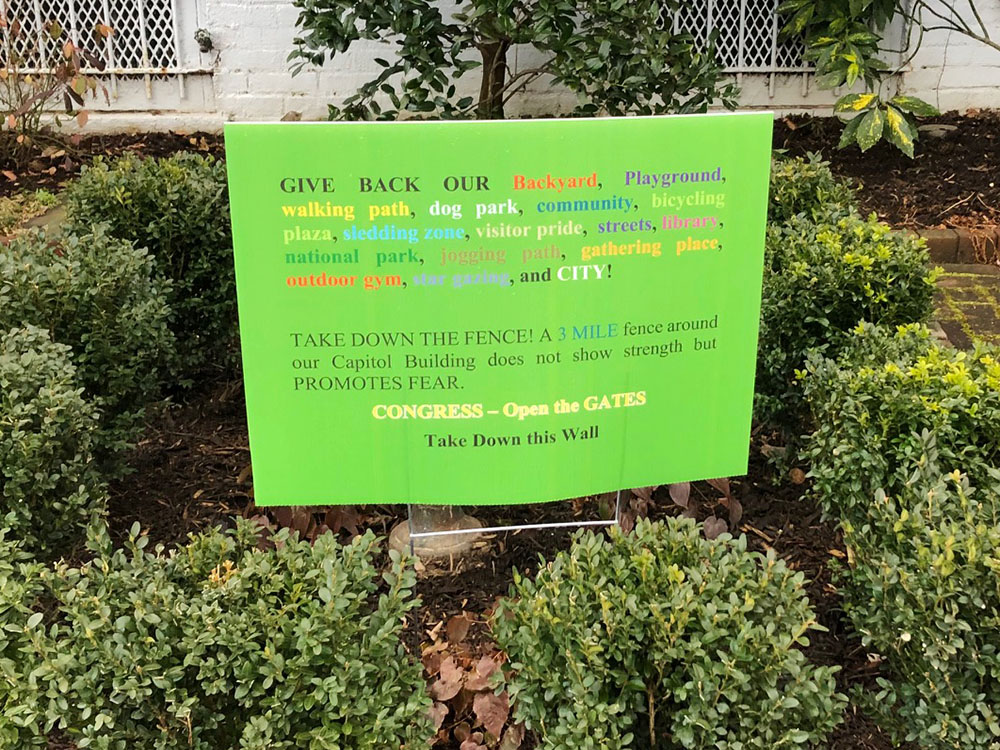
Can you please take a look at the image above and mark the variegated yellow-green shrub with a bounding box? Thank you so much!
[756,215,937,435]
[768,153,857,225]
[803,322,1000,516]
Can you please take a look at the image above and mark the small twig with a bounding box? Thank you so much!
[935,192,976,218]
[740,525,775,544]
[975,194,999,216]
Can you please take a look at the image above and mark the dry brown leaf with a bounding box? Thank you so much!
[429,702,449,731]
[452,686,474,718]
[473,691,510,739]
[703,516,727,540]
[499,723,525,750]
[271,507,293,528]
[761,442,786,459]
[422,638,448,657]
[668,482,691,508]
[236,464,252,484]
[453,722,472,742]
[431,656,464,701]
[707,477,731,498]
[422,649,443,677]
[425,620,445,642]
[631,486,656,503]
[727,497,743,527]
[446,613,473,644]
[464,655,498,692]
[324,507,359,536]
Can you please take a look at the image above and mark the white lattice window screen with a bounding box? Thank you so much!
[2,0,197,98]
[663,0,811,73]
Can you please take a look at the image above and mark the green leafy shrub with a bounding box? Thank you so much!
[768,153,857,225]
[26,521,432,750]
[0,527,47,749]
[756,214,937,434]
[837,463,1000,750]
[64,152,235,379]
[801,324,1000,748]
[0,226,175,460]
[492,518,845,749]
[802,322,1000,524]
[0,326,103,556]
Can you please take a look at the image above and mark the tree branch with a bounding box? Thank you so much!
[456,58,556,117]
[919,23,1000,52]
[913,0,976,37]
[965,0,990,38]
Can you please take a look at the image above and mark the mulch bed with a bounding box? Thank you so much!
[3,109,999,234]
[773,110,1000,230]
[0,131,223,199]
[104,380,908,750]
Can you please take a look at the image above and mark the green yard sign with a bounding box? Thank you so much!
[225,113,772,505]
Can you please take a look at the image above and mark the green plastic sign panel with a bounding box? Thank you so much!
[225,113,772,506]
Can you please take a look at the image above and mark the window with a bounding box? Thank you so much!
[3,0,179,73]
[662,0,810,73]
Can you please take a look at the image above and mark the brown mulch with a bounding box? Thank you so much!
[0,131,223,199]
[773,110,1000,230]
[105,378,250,548]
[4,109,999,234]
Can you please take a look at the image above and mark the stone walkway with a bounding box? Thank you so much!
[934,264,1000,349]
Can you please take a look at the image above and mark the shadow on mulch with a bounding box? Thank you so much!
[105,377,250,548]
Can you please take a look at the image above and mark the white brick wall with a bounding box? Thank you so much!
[898,0,1000,112]
[80,0,1000,132]
[202,0,387,122]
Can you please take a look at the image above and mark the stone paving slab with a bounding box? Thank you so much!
[934,264,1000,349]
[22,204,66,231]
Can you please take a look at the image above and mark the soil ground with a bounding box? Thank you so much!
[773,111,1000,230]
[0,131,224,199]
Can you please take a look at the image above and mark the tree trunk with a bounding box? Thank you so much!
[477,40,510,120]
